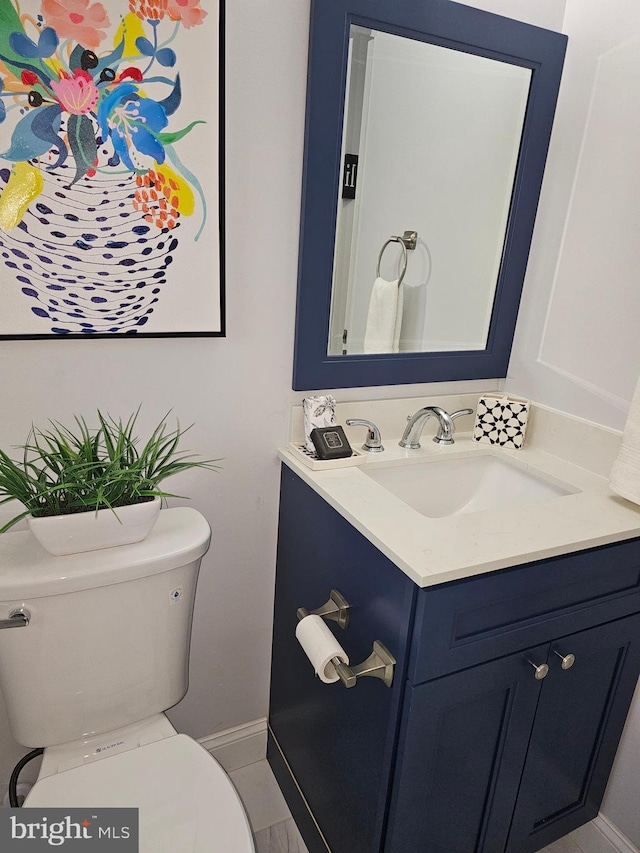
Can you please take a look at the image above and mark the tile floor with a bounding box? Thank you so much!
[229,760,308,853]
[229,759,589,853]
[541,837,584,853]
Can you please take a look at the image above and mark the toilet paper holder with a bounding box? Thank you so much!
[332,640,396,689]
[296,592,395,689]
[297,588,350,630]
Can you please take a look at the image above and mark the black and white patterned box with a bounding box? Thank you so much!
[473,395,530,449]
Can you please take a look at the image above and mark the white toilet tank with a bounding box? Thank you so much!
[0,508,211,748]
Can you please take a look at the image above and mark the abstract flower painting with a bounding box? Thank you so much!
[0,0,223,336]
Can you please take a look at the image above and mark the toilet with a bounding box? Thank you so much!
[0,507,255,852]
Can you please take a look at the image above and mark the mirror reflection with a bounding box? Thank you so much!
[328,27,532,357]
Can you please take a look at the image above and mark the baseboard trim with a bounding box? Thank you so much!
[198,717,267,773]
[572,815,639,853]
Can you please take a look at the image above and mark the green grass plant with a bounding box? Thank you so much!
[0,409,219,533]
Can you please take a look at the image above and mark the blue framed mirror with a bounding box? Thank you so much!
[292,0,567,390]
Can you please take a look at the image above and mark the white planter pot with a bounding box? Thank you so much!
[27,498,162,556]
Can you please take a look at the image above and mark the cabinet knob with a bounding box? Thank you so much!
[554,650,576,670]
[526,659,549,680]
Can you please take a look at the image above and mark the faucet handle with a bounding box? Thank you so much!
[346,419,384,452]
[450,408,474,424]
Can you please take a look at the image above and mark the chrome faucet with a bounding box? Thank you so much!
[399,406,473,449]
[346,419,384,452]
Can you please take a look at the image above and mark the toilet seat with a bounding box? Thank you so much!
[25,734,255,852]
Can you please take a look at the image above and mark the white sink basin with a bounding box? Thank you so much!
[361,453,578,518]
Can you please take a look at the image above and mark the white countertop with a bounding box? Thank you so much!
[278,433,640,588]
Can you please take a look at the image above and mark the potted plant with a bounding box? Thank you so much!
[0,409,218,556]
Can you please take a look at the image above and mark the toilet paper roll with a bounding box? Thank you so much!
[295,615,350,683]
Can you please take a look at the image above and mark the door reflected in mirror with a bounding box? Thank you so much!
[328,27,532,357]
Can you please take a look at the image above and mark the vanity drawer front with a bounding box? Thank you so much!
[408,538,640,683]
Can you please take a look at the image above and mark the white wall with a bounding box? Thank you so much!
[505,0,640,846]
[506,0,640,430]
[602,686,640,846]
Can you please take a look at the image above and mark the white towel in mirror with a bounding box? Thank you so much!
[610,375,640,505]
[363,277,403,354]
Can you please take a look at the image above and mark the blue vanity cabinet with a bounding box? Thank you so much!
[386,615,640,853]
[505,614,640,852]
[269,466,417,853]
[269,467,640,853]
[385,645,549,853]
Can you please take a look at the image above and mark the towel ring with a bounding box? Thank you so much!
[377,238,407,286]
[376,231,417,286]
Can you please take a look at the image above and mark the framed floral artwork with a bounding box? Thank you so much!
[0,0,224,337]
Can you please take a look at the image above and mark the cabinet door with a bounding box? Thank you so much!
[385,646,549,853]
[269,468,416,853]
[507,614,640,853]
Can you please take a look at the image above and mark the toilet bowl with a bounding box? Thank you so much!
[0,508,255,852]
[25,719,255,852]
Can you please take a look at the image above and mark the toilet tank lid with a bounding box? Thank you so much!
[0,508,211,601]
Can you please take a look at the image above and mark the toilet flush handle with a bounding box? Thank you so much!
[0,609,30,629]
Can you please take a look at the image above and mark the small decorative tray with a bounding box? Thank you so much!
[286,443,367,471]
